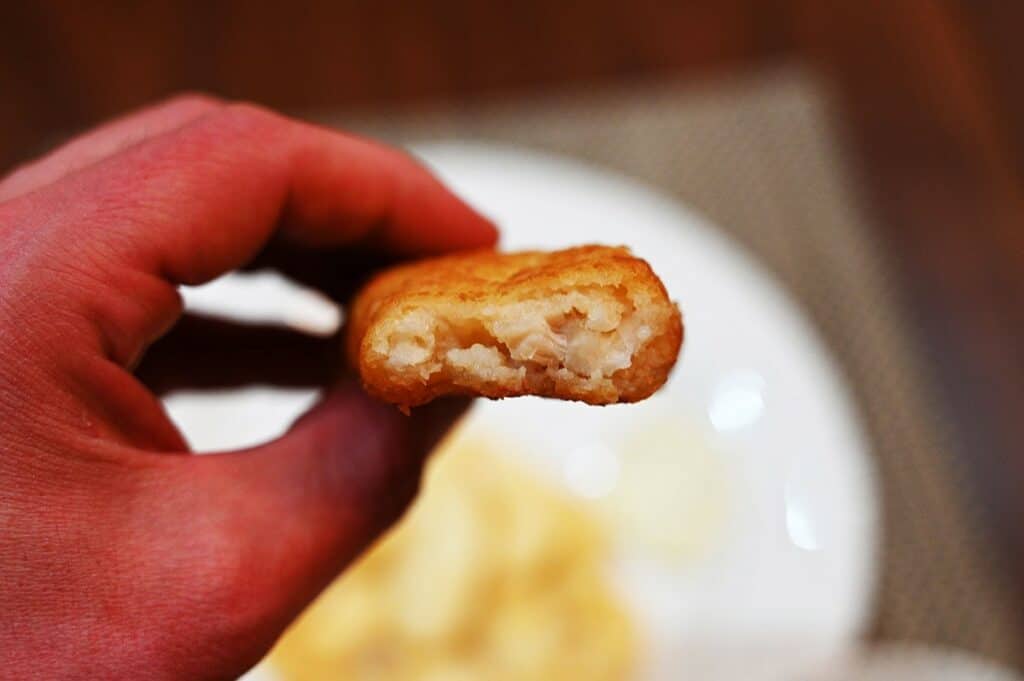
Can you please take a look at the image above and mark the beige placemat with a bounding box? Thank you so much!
[322,68,1023,668]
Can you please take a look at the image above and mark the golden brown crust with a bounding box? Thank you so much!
[346,245,683,409]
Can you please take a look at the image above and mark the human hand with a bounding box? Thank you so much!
[0,95,496,679]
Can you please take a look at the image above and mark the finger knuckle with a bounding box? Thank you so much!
[217,102,287,136]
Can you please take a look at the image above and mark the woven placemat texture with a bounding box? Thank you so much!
[324,68,1023,668]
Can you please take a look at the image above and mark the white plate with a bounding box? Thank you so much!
[168,143,880,680]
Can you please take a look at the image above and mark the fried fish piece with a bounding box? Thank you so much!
[346,245,683,409]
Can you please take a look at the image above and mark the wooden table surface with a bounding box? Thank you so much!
[3,0,1023,628]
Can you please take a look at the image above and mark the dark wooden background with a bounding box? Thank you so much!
[3,0,1024,632]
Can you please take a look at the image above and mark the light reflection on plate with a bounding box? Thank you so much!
[168,144,879,681]
[708,370,767,432]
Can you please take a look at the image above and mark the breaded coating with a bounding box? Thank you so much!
[346,245,683,409]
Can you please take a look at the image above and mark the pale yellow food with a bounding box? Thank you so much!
[269,432,635,681]
[603,415,730,563]
[346,245,683,410]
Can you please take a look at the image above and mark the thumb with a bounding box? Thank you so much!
[167,382,467,672]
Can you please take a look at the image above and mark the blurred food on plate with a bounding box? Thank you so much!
[269,428,635,681]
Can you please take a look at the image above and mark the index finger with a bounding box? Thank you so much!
[9,103,496,367]
[71,104,496,284]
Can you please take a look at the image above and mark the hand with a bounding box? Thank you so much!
[0,95,496,679]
